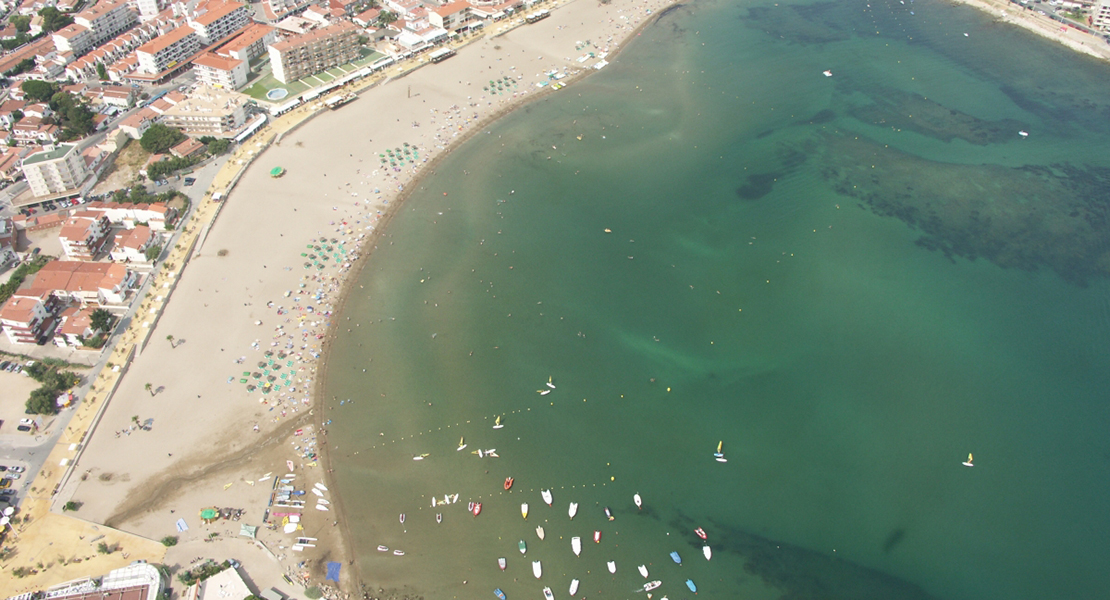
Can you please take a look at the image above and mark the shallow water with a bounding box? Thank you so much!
[324,1,1110,598]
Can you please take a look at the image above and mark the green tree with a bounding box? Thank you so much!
[206,139,230,155]
[140,124,187,154]
[90,308,113,332]
[378,10,397,25]
[26,387,58,415]
[145,244,163,262]
[166,334,175,348]
[21,80,58,102]
[38,7,74,33]
[96,542,112,555]
[63,501,82,512]
[160,536,178,547]
[96,62,108,81]
[4,57,35,77]
[145,383,154,396]
[9,15,31,33]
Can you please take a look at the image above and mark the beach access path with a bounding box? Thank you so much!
[0,0,678,596]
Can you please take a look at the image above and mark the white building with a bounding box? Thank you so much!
[1094,0,1110,32]
[74,0,138,46]
[192,52,249,89]
[59,212,113,261]
[157,85,248,135]
[135,26,199,74]
[268,21,361,84]
[109,225,156,262]
[187,0,250,46]
[52,24,96,56]
[21,144,91,198]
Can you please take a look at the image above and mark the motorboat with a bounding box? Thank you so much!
[498,557,507,571]
[392,549,404,556]
[541,489,553,506]
[963,453,974,467]
[536,526,545,540]
[522,503,529,519]
[399,514,405,524]
[703,545,712,560]
[317,498,330,505]
[494,589,506,600]
[458,437,467,451]
[644,581,661,591]
[593,530,601,543]
[638,564,649,578]
[472,502,482,517]
[571,536,581,556]
[533,560,542,579]
[543,587,554,600]
[633,493,642,510]
[1018,130,1029,137]
[686,579,697,593]
[505,477,514,490]
[436,513,442,524]
[607,561,616,574]
[604,507,614,521]
[546,377,556,389]
[377,545,389,552]
[568,502,578,519]
[695,527,707,540]
[823,70,833,77]
[569,578,579,596]
[519,539,527,554]
[469,502,476,512]
[493,415,504,429]
[670,551,682,565]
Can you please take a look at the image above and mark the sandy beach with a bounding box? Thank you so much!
[949,0,1110,61]
[0,0,678,596]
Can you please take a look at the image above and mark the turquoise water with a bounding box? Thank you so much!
[324,1,1110,598]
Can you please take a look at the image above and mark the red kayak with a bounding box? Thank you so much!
[695,527,707,540]
[472,502,482,517]
[593,530,601,543]
[504,477,514,490]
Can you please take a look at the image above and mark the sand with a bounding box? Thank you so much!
[0,0,677,596]
[949,0,1110,62]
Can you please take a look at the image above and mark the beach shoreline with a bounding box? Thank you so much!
[949,0,1110,61]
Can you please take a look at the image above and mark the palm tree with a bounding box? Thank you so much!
[131,415,139,426]
[166,334,175,348]
[145,383,154,396]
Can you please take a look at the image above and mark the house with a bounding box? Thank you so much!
[109,224,155,262]
[170,137,207,158]
[54,305,99,347]
[26,260,138,305]
[118,107,158,139]
[59,211,113,260]
[83,201,177,230]
[429,0,472,30]
[187,0,250,46]
[0,217,17,265]
[0,292,59,344]
[135,26,200,74]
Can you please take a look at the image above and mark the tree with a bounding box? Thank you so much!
[26,387,58,415]
[145,383,154,396]
[38,7,74,33]
[90,308,113,332]
[21,80,57,102]
[63,501,82,512]
[160,536,178,547]
[378,10,397,25]
[141,124,187,154]
[131,415,140,426]
[206,139,230,155]
[166,334,175,348]
[96,542,112,555]
[10,15,31,33]
[96,62,108,81]
[145,244,163,262]
[4,58,35,77]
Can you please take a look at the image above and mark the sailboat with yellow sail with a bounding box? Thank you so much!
[962,453,974,467]
[457,437,467,451]
[493,415,504,429]
[714,440,727,463]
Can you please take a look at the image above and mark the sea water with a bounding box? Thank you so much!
[324,0,1110,598]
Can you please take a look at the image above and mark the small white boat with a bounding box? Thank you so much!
[312,488,324,497]
[571,536,581,556]
[498,556,507,570]
[1018,130,1029,137]
[569,578,579,596]
[538,388,551,395]
[963,453,974,467]
[451,493,459,503]
[533,560,542,579]
[607,560,616,574]
[638,564,649,578]
[569,502,578,519]
[399,513,405,523]
[823,70,833,77]
[413,453,429,461]
[541,489,553,506]
[536,525,545,540]
[633,493,642,509]
[714,440,727,462]
[493,415,504,429]
[703,544,712,560]
[392,549,405,556]
[314,483,328,491]
[315,504,329,511]
[644,580,661,591]
[543,587,554,600]
[457,437,467,451]
[546,376,556,389]
[377,545,389,552]
[436,513,442,524]
[317,498,330,505]
[522,503,529,519]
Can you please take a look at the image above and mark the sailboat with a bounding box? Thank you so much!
[457,437,467,451]
[521,503,529,519]
[714,440,727,463]
[571,536,581,556]
[536,525,545,540]
[963,453,974,467]
[633,493,642,509]
[538,389,551,395]
[546,376,556,389]
[541,489,553,506]
[568,502,578,519]
[493,415,504,429]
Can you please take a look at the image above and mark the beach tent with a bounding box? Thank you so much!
[270,167,286,178]
[200,508,220,523]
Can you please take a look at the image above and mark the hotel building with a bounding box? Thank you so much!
[21,143,91,198]
[135,26,200,74]
[267,21,360,84]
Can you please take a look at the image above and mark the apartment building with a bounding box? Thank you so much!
[22,143,91,197]
[59,211,112,260]
[135,26,200,74]
[268,21,360,84]
[1095,0,1110,32]
[27,260,138,306]
[52,23,96,56]
[193,52,249,89]
[157,85,248,135]
[187,0,250,45]
[217,23,277,62]
[0,293,59,344]
[75,0,138,46]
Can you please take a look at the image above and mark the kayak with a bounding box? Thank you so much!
[498,557,507,570]
[494,589,506,600]
[519,539,527,554]
[703,544,712,560]
[377,545,388,552]
[522,503,529,520]
[607,560,616,574]
[638,564,648,578]
[504,477,514,490]
[571,536,581,556]
[593,530,601,543]
[532,560,542,579]
[568,502,578,519]
[541,489,553,506]
[536,526,545,540]
[670,551,682,565]
[644,581,661,591]
[686,579,697,593]
[569,578,579,596]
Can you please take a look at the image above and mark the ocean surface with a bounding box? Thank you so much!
[323,0,1110,598]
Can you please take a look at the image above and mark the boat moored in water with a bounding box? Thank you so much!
[377,545,389,552]
[536,526,545,540]
[571,536,581,556]
[644,581,661,591]
[604,507,614,521]
[593,530,601,543]
[457,437,467,451]
[607,561,617,574]
[533,560,542,579]
[670,551,682,565]
[568,502,578,519]
[638,564,649,578]
[542,587,554,600]
[504,477,514,490]
[634,493,642,509]
[392,549,404,556]
[686,579,697,592]
[399,513,405,524]
[493,415,504,429]
[695,527,707,540]
[472,502,482,517]
[519,539,527,554]
[569,578,579,596]
[522,503,529,519]
[436,513,442,524]
[541,489,553,506]
[703,545,712,560]
[494,588,506,600]
[498,557,507,571]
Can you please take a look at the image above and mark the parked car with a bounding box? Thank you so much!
[0,361,9,370]
[10,466,24,473]
[0,479,12,488]
[184,177,196,186]
[2,473,20,480]
[0,465,7,471]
